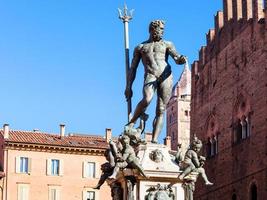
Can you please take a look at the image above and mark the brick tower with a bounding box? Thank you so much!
[166,63,191,153]
[191,0,267,199]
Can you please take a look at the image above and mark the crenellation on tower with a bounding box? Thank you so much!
[199,46,207,67]
[192,61,199,78]
[191,61,199,113]
[215,11,224,34]
[242,0,253,20]
[206,29,215,45]
[252,0,264,20]
[233,0,243,20]
[191,62,198,104]
[223,0,233,22]
[193,61,199,72]
[196,0,266,72]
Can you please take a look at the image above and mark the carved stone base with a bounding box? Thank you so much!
[107,143,187,200]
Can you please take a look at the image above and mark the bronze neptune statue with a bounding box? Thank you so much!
[125,20,187,143]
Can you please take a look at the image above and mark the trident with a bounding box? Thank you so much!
[118,4,134,122]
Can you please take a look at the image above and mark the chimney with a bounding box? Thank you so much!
[3,124,9,139]
[164,136,171,149]
[105,128,112,142]
[60,124,65,137]
[144,132,152,143]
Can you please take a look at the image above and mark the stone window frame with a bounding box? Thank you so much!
[46,159,64,176]
[205,114,220,158]
[248,181,258,200]
[17,183,29,200]
[82,188,99,200]
[231,193,237,200]
[48,185,61,200]
[82,161,99,179]
[207,134,219,158]
[232,92,252,144]
[15,156,32,174]
[233,113,252,144]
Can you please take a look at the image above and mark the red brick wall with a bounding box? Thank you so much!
[191,1,267,199]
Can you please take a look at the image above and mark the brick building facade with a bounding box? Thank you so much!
[166,63,191,153]
[0,124,112,200]
[190,0,267,199]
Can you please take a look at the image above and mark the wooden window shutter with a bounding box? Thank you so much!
[28,158,32,174]
[82,161,87,178]
[56,188,60,200]
[82,190,87,200]
[46,159,51,176]
[59,160,64,176]
[15,156,20,173]
[95,162,100,179]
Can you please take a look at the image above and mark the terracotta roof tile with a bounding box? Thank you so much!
[0,130,108,149]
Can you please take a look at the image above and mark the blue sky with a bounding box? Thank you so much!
[0,1,222,142]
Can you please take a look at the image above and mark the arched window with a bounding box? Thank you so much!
[213,135,218,154]
[246,115,251,137]
[206,138,212,158]
[207,135,219,158]
[233,93,252,143]
[236,119,242,142]
[250,184,257,200]
[234,114,251,143]
[210,138,214,156]
[241,116,248,139]
[232,193,237,200]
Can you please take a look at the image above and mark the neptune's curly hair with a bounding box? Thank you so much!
[149,20,165,33]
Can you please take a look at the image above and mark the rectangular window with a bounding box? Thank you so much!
[50,188,59,200]
[83,162,96,178]
[17,184,29,200]
[83,190,98,200]
[51,159,59,176]
[20,157,28,173]
[87,162,95,178]
[86,191,95,200]
[47,159,63,176]
[16,157,31,174]
[49,187,60,200]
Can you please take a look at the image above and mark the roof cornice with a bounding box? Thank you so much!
[4,141,106,155]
